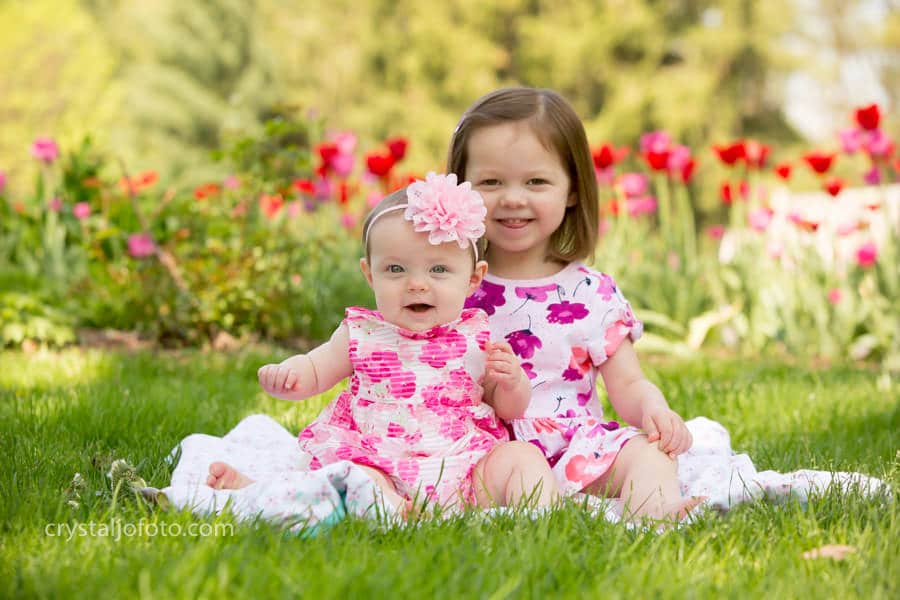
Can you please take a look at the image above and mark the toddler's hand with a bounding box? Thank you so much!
[258,363,299,394]
[641,403,692,459]
[484,341,525,391]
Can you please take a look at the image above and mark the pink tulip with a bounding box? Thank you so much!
[836,221,857,237]
[748,207,773,232]
[626,196,658,217]
[855,241,877,267]
[31,137,59,163]
[73,202,91,220]
[706,225,725,240]
[367,191,383,208]
[0,170,6,193]
[314,177,333,201]
[127,233,157,258]
[639,130,672,153]
[839,128,862,154]
[340,212,358,230]
[48,197,62,212]
[223,175,240,189]
[828,288,842,305]
[864,129,894,158]
[618,173,647,197]
[863,166,881,185]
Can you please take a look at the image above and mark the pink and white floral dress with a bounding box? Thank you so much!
[297,307,508,509]
[465,262,645,496]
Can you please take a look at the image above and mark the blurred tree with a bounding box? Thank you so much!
[268,0,804,170]
[0,0,121,193]
[82,0,283,184]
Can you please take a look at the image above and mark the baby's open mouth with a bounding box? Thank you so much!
[405,303,434,313]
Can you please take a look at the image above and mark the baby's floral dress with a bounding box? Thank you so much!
[297,307,508,509]
[465,262,644,496]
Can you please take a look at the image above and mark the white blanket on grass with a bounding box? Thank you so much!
[160,414,888,531]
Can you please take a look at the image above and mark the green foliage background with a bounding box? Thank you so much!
[3,0,897,191]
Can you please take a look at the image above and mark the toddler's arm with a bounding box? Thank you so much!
[483,340,531,420]
[597,338,692,458]
[258,324,352,401]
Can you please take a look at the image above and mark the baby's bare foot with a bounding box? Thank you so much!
[664,495,706,521]
[207,461,254,489]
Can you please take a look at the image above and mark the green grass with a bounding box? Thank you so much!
[1,349,897,598]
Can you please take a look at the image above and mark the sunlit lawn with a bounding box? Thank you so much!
[1,348,897,598]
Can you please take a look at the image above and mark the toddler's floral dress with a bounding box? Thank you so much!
[466,262,645,496]
[297,307,508,509]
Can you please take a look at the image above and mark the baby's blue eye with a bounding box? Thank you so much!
[387,264,404,273]
[431,265,448,274]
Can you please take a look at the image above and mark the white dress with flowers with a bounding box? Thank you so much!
[465,261,645,496]
[297,307,509,509]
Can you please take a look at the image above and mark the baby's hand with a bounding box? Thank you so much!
[258,363,299,394]
[484,341,524,391]
[641,403,693,459]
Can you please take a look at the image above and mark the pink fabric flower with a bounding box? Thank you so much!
[856,241,877,267]
[31,137,59,163]
[405,172,486,249]
[419,329,467,368]
[514,284,558,302]
[73,202,91,220]
[127,233,156,258]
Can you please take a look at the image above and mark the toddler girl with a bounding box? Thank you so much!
[208,173,559,514]
[451,87,702,520]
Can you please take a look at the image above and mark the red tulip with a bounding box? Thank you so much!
[386,137,409,161]
[293,178,315,195]
[824,177,843,197]
[259,193,284,219]
[366,151,396,177]
[193,183,221,200]
[719,182,733,205]
[679,158,696,184]
[317,142,339,166]
[744,140,770,169]
[592,144,629,170]
[854,104,881,130]
[713,141,746,166]
[802,151,836,175]
[643,149,671,172]
[774,163,792,180]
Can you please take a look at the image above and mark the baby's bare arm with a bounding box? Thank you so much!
[483,341,531,420]
[258,324,352,401]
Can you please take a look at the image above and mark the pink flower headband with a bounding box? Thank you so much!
[364,172,487,259]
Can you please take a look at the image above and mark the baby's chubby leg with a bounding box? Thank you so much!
[583,435,703,521]
[472,440,560,508]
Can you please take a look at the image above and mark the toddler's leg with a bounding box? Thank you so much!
[207,462,254,489]
[584,435,702,520]
[472,441,560,508]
